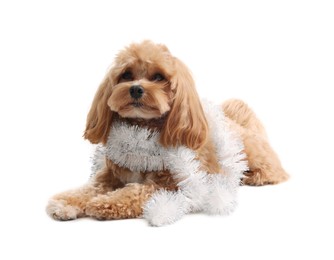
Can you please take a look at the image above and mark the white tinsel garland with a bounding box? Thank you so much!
[91,101,248,226]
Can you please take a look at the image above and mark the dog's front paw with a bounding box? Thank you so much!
[46,199,81,221]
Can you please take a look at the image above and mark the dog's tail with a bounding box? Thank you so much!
[222,99,267,137]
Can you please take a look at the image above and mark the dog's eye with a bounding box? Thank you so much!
[121,71,133,81]
[151,73,165,82]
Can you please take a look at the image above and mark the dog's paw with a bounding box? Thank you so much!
[243,169,289,186]
[143,190,189,227]
[46,199,81,221]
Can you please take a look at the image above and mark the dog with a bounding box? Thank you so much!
[46,40,289,222]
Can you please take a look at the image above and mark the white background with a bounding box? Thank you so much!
[1,0,333,259]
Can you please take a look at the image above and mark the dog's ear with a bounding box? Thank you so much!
[84,74,113,144]
[160,58,208,150]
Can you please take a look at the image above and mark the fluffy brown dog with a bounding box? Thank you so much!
[46,41,288,221]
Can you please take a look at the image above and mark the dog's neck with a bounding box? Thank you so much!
[114,113,167,131]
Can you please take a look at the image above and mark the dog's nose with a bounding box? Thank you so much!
[129,85,144,99]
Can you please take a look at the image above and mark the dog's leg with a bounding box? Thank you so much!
[85,183,157,220]
[46,167,117,220]
[223,99,289,186]
[241,132,289,185]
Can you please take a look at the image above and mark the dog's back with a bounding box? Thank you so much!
[222,99,267,138]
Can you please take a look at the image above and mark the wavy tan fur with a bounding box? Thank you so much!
[46,41,288,221]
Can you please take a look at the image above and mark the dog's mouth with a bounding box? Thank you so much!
[116,100,169,120]
[129,102,158,111]
[131,102,144,108]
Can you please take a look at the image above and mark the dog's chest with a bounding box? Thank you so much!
[105,123,168,173]
[118,170,144,184]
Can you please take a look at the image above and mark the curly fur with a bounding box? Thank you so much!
[88,100,247,225]
[46,40,289,225]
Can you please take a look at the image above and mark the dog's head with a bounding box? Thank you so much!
[84,41,208,150]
